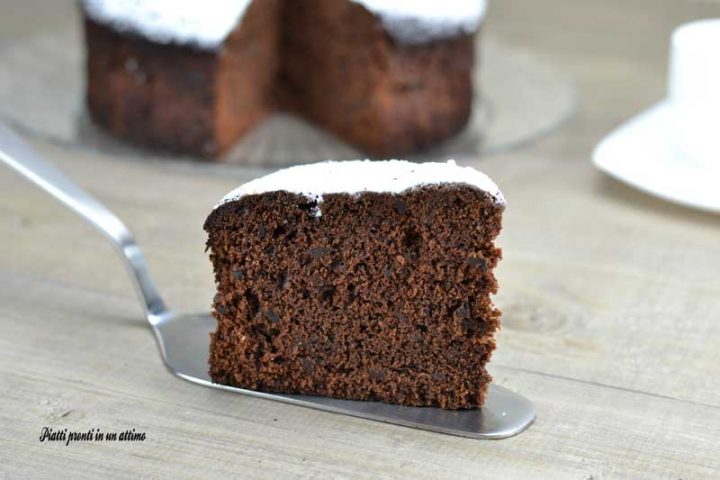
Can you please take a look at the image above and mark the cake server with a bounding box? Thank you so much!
[0,123,535,439]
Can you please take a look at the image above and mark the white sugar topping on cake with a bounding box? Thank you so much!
[82,0,252,49]
[351,0,488,44]
[218,160,505,217]
[83,0,488,49]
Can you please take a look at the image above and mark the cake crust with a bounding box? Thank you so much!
[205,174,504,409]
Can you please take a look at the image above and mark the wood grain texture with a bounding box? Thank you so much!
[1,0,720,478]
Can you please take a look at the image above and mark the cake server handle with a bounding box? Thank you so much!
[0,123,168,319]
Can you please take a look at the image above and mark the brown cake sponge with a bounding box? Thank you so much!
[204,160,505,409]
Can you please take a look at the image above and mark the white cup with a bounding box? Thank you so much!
[669,19,720,170]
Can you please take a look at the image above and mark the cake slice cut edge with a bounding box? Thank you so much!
[204,159,505,409]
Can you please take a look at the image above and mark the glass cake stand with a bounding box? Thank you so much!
[0,27,576,173]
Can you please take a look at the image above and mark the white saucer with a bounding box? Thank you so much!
[593,101,720,214]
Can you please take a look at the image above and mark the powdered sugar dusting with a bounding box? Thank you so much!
[352,0,488,44]
[83,0,487,49]
[218,160,505,217]
[82,0,252,50]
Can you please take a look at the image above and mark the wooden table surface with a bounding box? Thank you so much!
[2,1,720,478]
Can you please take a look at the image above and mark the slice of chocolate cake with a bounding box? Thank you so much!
[204,160,505,409]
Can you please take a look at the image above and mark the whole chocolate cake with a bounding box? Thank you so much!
[81,0,488,158]
[204,160,505,409]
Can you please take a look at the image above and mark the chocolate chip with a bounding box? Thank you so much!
[466,256,488,271]
[265,309,280,323]
[244,290,259,317]
[369,369,386,381]
[273,225,287,237]
[233,270,246,280]
[462,318,479,332]
[394,199,408,215]
[453,303,470,319]
[346,284,357,302]
[258,225,266,238]
[403,228,421,248]
[277,272,288,289]
[321,286,336,301]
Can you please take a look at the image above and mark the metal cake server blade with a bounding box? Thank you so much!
[0,123,535,439]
